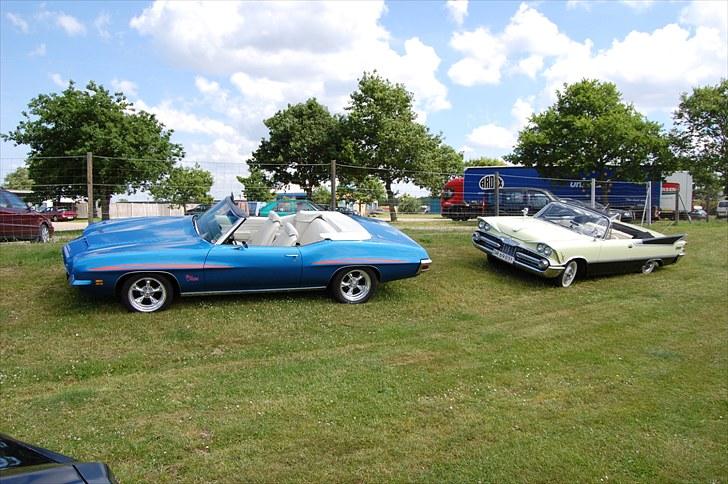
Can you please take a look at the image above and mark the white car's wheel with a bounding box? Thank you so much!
[120,274,174,313]
[331,267,378,304]
[556,260,579,288]
[641,260,659,274]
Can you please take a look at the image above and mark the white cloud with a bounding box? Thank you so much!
[620,0,654,12]
[680,0,728,34]
[110,79,138,97]
[136,99,238,139]
[56,13,86,36]
[129,1,450,118]
[466,124,516,150]
[450,1,727,113]
[449,28,506,85]
[50,73,67,88]
[446,0,469,25]
[511,97,534,128]
[29,43,46,57]
[94,12,111,39]
[6,12,29,33]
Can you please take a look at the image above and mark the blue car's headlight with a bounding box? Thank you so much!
[536,243,553,256]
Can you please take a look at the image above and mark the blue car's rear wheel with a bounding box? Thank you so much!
[120,273,174,313]
[331,267,378,304]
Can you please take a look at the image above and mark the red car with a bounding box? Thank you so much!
[0,189,54,242]
[40,205,77,221]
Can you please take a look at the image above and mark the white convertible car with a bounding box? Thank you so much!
[472,201,686,287]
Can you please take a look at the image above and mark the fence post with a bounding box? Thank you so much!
[86,152,94,225]
[646,181,652,225]
[330,159,336,210]
[494,171,500,216]
[674,187,680,225]
[590,178,596,208]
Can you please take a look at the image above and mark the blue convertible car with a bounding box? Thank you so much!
[63,197,431,312]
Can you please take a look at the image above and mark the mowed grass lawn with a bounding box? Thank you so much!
[1,220,726,483]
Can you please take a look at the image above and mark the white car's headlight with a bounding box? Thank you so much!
[536,243,553,256]
[478,220,491,231]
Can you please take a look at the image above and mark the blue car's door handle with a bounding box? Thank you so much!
[285,254,298,258]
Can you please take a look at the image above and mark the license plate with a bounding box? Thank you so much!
[492,249,514,264]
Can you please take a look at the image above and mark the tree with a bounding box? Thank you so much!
[3,167,33,190]
[2,81,183,219]
[397,194,421,213]
[345,72,449,221]
[464,156,506,169]
[412,143,464,197]
[310,185,331,206]
[236,167,274,201]
[671,79,728,195]
[150,165,213,212]
[505,80,673,203]
[250,99,339,198]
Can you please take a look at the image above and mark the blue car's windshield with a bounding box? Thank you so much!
[194,197,245,243]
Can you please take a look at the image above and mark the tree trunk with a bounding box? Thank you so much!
[385,180,397,222]
[100,194,112,221]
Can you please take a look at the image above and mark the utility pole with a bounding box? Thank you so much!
[86,152,94,225]
[494,171,500,216]
[330,159,336,211]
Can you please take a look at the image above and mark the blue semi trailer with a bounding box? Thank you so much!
[441,166,662,220]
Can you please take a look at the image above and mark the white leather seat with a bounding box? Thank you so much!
[273,222,298,246]
[250,211,281,246]
[298,217,335,245]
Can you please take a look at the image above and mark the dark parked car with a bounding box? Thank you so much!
[0,189,54,242]
[0,434,116,484]
[688,208,707,220]
[185,204,212,216]
[40,206,77,221]
[560,198,633,222]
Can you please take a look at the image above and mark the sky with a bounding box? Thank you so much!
[1,0,726,197]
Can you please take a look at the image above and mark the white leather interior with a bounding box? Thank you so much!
[232,210,370,246]
[273,222,299,246]
[298,217,336,245]
[249,211,281,246]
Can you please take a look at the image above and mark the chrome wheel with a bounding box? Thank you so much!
[559,261,578,288]
[128,276,167,312]
[641,260,659,274]
[339,269,371,303]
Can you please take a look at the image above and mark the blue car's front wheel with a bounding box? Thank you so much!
[120,273,174,313]
[331,267,378,304]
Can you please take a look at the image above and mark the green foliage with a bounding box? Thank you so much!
[236,167,274,201]
[671,79,728,195]
[3,166,33,190]
[312,185,332,206]
[397,194,421,213]
[150,164,213,210]
[464,157,506,168]
[344,72,457,220]
[251,99,339,197]
[505,80,673,183]
[1,81,183,219]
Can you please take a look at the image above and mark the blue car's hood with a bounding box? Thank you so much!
[81,216,200,250]
[353,216,422,248]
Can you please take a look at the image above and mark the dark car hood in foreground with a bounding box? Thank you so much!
[80,216,200,251]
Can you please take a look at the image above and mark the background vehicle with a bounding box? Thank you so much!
[185,204,212,216]
[440,166,685,221]
[39,206,77,221]
[0,189,53,242]
[717,200,728,218]
[442,183,558,220]
[560,198,633,222]
[0,433,116,484]
[258,199,319,216]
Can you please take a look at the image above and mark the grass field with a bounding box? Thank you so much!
[1,219,726,483]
